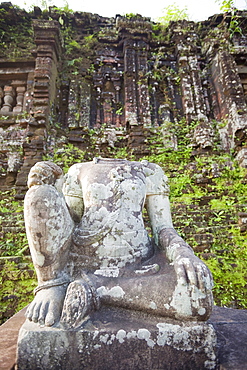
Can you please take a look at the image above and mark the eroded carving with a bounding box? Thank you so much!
[24,158,213,328]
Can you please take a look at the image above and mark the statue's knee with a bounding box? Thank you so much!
[197,292,214,320]
[175,306,212,322]
[190,305,212,321]
[172,289,213,322]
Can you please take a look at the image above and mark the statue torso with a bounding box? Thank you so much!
[63,158,169,276]
[70,159,153,275]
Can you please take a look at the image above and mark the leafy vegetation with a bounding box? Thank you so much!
[46,143,86,173]
[215,0,247,37]
[140,121,247,309]
[0,258,36,325]
[203,226,247,308]
[0,190,28,257]
[157,3,189,27]
[216,0,239,12]
[0,4,34,59]
[0,189,37,324]
[26,0,72,12]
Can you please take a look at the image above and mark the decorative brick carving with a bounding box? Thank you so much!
[1,86,15,113]
[0,7,247,188]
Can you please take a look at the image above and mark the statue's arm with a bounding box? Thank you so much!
[62,164,84,223]
[145,192,193,260]
[146,193,213,290]
[64,194,84,223]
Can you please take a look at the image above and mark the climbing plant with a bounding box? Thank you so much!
[0,4,34,59]
[157,2,189,26]
[137,118,247,309]
[0,258,37,325]
[216,0,246,37]
[0,190,28,256]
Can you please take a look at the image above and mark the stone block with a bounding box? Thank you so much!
[17,307,217,370]
[0,308,26,370]
[208,306,247,370]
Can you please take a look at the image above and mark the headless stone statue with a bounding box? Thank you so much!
[24,158,213,328]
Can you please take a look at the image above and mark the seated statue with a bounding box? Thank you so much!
[24,158,213,328]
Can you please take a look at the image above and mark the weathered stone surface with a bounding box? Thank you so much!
[24,159,213,328]
[0,306,245,370]
[17,307,217,370]
[16,306,247,370]
[0,307,26,370]
[209,306,247,370]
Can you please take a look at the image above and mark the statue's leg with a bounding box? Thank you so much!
[24,184,74,326]
[94,253,213,321]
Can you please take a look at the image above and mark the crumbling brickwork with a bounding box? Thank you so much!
[0,4,247,192]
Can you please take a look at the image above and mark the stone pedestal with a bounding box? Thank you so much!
[17,307,217,370]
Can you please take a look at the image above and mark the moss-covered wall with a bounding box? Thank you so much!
[0,256,36,324]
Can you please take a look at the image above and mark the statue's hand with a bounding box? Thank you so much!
[173,252,213,293]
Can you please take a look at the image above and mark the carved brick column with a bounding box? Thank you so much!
[0,87,3,108]
[169,23,215,152]
[32,20,61,123]
[16,20,62,189]
[117,16,152,156]
[1,85,15,113]
[209,50,247,151]
[113,81,122,128]
[178,54,208,123]
[172,24,208,124]
[12,81,26,113]
[136,40,151,127]
[118,16,152,127]
[123,38,139,125]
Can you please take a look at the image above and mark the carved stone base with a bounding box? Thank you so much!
[17,307,217,370]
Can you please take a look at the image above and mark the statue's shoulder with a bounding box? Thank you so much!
[67,162,85,173]
[139,160,169,196]
[67,161,93,176]
[63,162,90,197]
[139,160,165,175]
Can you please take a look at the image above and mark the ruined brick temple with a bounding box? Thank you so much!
[0,3,247,195]
[1,4,247,369]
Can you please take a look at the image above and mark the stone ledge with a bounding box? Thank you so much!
[0,307,26,370]
[1,306,247,370]
[208,307,247,370]
[17,308,217,370]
